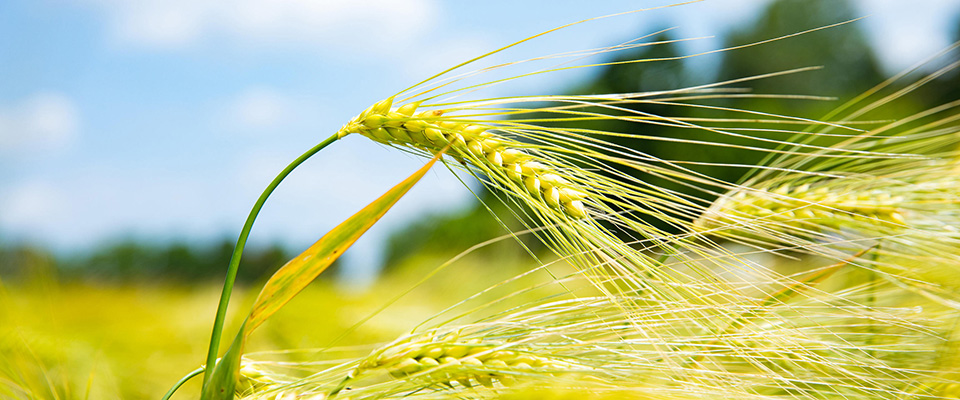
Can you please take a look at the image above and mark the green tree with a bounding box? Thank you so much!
[928,12,960,107]
[718,0,883,115]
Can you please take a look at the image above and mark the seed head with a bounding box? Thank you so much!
[698,182,909,233]
[339,98,590,219]
[350,329,571,389]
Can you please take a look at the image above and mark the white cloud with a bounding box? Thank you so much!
[216,86,330,137]
[110,1,208,48]
[0,171,245,249]
[225,87,294,131]
[0,93,79,153]
[0,181,67,230]
[84,0,439,51]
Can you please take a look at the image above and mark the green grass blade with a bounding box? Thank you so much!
[199,151,444,400]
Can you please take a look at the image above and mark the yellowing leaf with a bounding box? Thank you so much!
[247,151,443,330]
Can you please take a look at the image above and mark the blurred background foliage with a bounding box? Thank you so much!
[2,0,960,398]
[0,239,294,284]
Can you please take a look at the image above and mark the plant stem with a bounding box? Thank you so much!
[162,367,204,400]
[202,134,340,386]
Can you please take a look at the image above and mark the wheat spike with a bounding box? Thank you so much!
[338,98,588,219]
[693,73,960,309]
[343,329,574,391]
[698,181,908,232]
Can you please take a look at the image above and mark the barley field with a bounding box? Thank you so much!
[2,1,960,399]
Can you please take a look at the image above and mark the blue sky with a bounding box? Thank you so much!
[1,0,957,284]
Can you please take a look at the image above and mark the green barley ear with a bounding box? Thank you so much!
[696,116,960,307]
[339,101,589,220]
[334,329,575,396]
[693,40,960,311]
[699,181,907,230]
